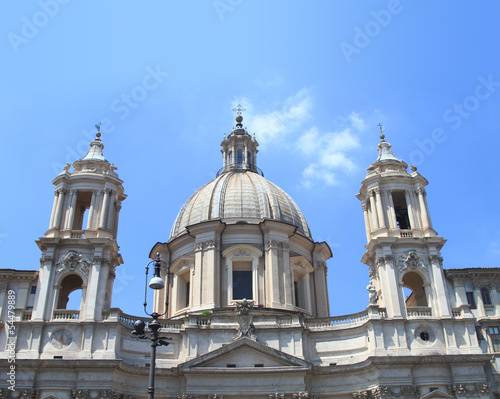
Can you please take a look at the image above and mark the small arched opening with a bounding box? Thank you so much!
[57,274,83,309]
[402,271,427,307]
[237,150,243,169]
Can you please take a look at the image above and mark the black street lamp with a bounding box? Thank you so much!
[132,253,171,399]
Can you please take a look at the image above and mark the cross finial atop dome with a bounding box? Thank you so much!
[377,123,385,140]
[232,104,246,115]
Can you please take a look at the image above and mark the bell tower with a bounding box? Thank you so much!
[33,128,126,322]
[357,126,449,320]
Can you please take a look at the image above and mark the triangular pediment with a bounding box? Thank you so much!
[420,390,454,399]
[179,337,311,370]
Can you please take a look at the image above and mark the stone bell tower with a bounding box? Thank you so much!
[33,128,126,322]
[357,126,449,320]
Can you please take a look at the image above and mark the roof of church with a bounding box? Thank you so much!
[170,169,311,239]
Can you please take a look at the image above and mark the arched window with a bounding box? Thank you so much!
[57,274,83,309]
[237,150,243,169]
[481,287,492,305]
[402,271,427,307]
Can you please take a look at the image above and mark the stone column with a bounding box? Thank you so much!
[87,190,97,229]
[222,149,227,169]
[106,193,115,231]
[380,255,403,318]
[375,189,386,229]
[404,190,416,230]
[32,255,55,321]
[99,189,111,229]
[202,240,218,309]
[386,190,397,229]
[417,187,430,230]
[489,282,500,314]
[361,203,371,242]
[314,261,329,317]
[49,189,60,229]
[53,188,67,230]
[428,255,450,317]
[191,242,203,310]
[265,239,281,308]
[303,273,312,312]
[281,242,293,308]
[368,191,379,230]
[84,256,106,321]
[473,281,486,317]
[65,189,78,230]
[244,143,248,168]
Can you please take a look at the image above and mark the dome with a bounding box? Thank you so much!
[170,170,311,239]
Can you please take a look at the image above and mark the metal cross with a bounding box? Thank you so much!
[377,123,384,133]
[232,105,246,115]
[95,122,102,132]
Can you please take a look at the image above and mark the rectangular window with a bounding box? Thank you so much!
[466,292,476,309]
[391,191,411,230]
[294,281,300,308]
[30,286,36,294]
[489,326,500,352]
[185,281,190,308]
[233,270,252,300]
[481,287,492,305]
[476,326,484,341]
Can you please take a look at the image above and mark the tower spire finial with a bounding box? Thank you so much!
[232,105,246,129]
[377,123,385,140]
[95,122,102,139]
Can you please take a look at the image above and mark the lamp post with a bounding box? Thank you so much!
[132,253,171,399]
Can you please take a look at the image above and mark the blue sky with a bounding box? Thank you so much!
[1,1,499,317]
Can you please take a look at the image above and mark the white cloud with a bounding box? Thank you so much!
[297,112,364,188]
[235,89,312,144]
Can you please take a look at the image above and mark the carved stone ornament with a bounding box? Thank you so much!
[194,240,217,252]
[50,329,73,349]
[56,251,91,276]
[234,249,251,257]
[0,281,7,293]
[207,396,223,399]
[0,388,12,399]
[266,239,280,250]
[96,391,118,399]
[268,395,285,399]
[234,298,257,341]
[178,395,199,399]
[448,382,490,396]
[397,250,427,274]
[367,280,379,304]
[71,390,90,399]
[292,393,309,399]
[353,385,419,399]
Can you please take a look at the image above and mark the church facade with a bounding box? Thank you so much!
[1,115,500,399]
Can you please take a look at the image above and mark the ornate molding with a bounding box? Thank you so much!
[194,240,218,252]
[40,255,54,265]
[71,390,90,399]
[178,395,199,399]
[266,239,280,250]
[292,394,309,399]
[234,299,256,341]
[315,261,327,272]
[92,256,110,266]
[233,249,251,257]
[448,383,490,396]
[96,391,118,399]
[397,250,427,274]
[56,251,91,276]
[353,385,419,398]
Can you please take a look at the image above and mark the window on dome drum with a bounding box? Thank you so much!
[57,274,83,309]
[237,150,243,169]
[481,287,492,305]
[488,326,500,352]
[391,191,411,230]
[466,291,477,309]
[229,151,233,165]
[72,191,92,230]
[232,261,252,300]
[402,271,427,307]
[294,281,300,308]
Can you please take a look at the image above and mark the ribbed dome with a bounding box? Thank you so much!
[170,170,311,238]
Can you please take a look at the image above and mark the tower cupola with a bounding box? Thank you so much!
[220,106,259,174]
